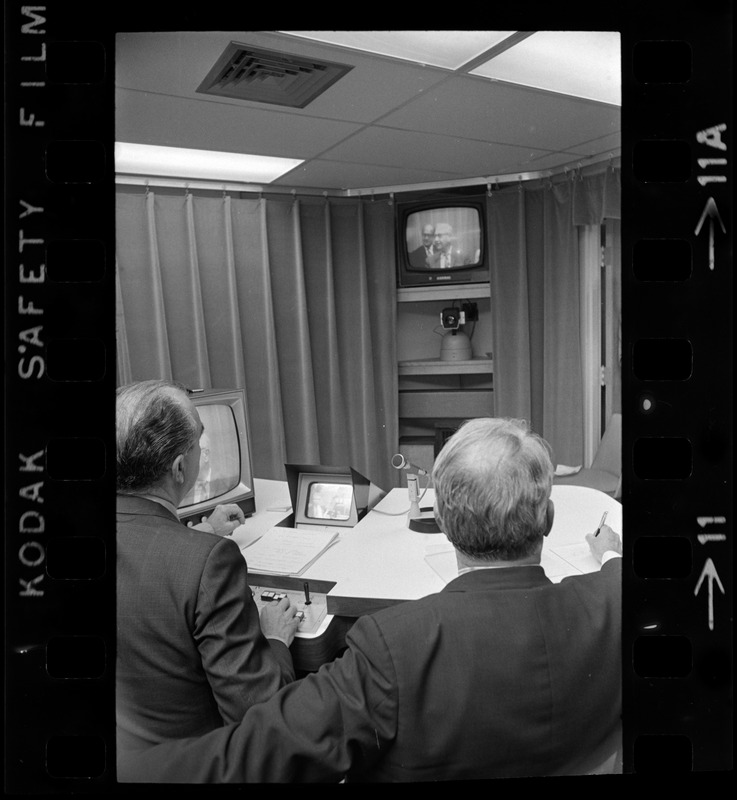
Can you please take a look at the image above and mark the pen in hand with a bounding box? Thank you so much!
[594,511,608,537]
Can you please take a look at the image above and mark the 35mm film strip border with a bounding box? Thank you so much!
[3,4,733,790]
[621,19,732,775]
[5,4,115,791]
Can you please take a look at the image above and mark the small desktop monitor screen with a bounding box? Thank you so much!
[180,404,241,507]
[305,481,354,521]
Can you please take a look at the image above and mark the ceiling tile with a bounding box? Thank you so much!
[280,30,517,70]
[379,76,620,150]
[321,126,553,177]
[273,158,459,190]
[116,89,363,158]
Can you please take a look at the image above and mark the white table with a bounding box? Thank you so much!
[238,479,622,619]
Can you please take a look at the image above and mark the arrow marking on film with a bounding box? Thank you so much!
[694,198,726,271]
[694,558,725,631]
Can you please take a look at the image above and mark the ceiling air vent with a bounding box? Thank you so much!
[196,42,353,108]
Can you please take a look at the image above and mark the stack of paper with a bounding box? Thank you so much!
[241,526,340,577]
[554,464,582,476]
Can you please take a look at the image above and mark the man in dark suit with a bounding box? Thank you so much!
[116,379,299,762]
[119,417,623,783]
[425,222,475,268]
[408,223,436,267]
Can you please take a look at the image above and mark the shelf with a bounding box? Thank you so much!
[399,389,493,418]
[398,357,493,376]
[397,283,490,303]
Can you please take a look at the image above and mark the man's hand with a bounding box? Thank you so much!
[204,504,246,536]
[585,524,622,563]
[260,597,299,647]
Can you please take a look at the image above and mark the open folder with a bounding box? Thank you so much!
[240,526,340,577]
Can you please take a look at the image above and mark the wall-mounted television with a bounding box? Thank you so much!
[178,387,256,525]
[395,190,489,288]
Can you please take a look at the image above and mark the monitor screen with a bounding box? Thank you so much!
[177,387,256,524]
[305,481,354,521]
[405,207,482,272]
[180,404,240,507]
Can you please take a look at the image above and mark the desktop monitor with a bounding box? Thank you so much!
[285,464,385,530]
[178,387,256,525]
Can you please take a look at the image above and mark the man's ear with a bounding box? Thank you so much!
[543,500,555,537]
[172,454,186,485]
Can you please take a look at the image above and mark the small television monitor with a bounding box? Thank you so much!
[178,388,256,526]
[396,191,489,288]
[285,464,385,530]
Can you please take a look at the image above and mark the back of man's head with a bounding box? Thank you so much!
[116,379,198,493]
[433,417,554,561]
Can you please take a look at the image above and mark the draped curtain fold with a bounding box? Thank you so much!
[116,188,398,491]
[488,167,621,466]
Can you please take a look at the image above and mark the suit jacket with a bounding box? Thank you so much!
[119,558,622,782]
[408,244,433,268]
[425,247,474,269]
[116,494,295,755]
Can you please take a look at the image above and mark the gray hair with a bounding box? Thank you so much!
[432,417,554,561]
[116,379,199,492]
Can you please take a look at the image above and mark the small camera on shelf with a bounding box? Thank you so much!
[440,307,465,330]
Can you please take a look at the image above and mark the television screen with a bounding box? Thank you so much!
[305,481,354,521]
[396,194,489,288]
[180,404,240,507]
[178,388,256,524]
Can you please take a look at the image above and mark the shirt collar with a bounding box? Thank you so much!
[457,563,538,575]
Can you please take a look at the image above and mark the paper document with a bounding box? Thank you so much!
[554,464,582,476]
[424,550,458,583]
[423,539,457,583]
[242,526,340,576]
[230,523,266,550]
[549,542,600,575]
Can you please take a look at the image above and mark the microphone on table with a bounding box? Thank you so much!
[390,454,441,533]
[391,453,428,476]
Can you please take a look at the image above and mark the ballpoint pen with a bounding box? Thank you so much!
[594,511,608,537]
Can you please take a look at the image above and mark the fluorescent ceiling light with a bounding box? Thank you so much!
[471,31,621,105]
[115,142,303,182]
[281,30,516,70]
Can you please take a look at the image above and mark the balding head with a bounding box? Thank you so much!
[433,223,454,253]
[432,417,554,561]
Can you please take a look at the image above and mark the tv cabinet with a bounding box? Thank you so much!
[396,283,494,484]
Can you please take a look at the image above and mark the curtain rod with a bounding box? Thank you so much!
[114,175,346,197]
[115,152,620,197]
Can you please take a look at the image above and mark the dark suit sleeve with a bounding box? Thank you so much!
[425,251,441,268]
[117,613,398,783]
[193,537,295,725]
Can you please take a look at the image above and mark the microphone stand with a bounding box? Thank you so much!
[406,473,422,526]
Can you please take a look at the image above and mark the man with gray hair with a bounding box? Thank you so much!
[116,379,298,763]
[120,416,622,782]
